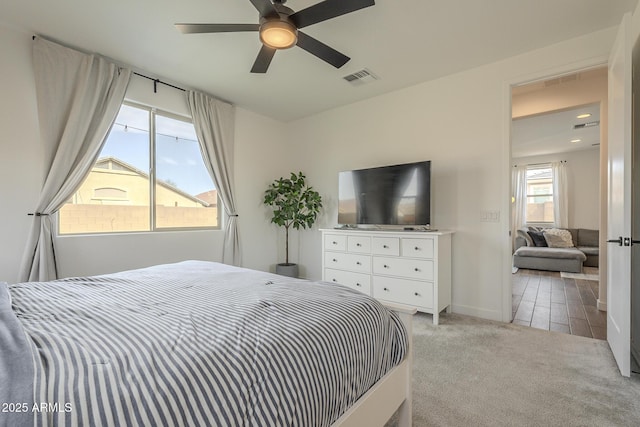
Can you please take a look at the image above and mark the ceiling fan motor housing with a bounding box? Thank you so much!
[259,5,298,49]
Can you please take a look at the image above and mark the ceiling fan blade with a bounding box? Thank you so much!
[248,0,279,18]
[296,32,350,68]
[290,0,375,29]
[175,23,259,33]
[251,45,277,73]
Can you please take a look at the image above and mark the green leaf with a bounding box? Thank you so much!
[263,171,323,260]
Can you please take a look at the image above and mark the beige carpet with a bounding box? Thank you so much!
[392,312,640,427]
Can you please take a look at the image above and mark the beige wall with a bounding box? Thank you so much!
[59,205,217,233]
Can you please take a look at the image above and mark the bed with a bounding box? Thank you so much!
[1,261,415,427]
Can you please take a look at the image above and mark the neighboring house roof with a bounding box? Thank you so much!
[95,157,211,207]
[194,190,218,205]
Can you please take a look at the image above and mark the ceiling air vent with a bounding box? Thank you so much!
[343,68,379,86]
[544,74,578,87]
[573,121,600,129]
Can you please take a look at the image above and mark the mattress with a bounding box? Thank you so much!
[1,261,407,427]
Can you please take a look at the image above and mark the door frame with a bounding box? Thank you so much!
[501,57,609,323]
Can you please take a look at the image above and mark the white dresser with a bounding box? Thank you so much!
[321,229,453,325]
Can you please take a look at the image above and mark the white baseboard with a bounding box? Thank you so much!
[597,299,607,312]
[450,304,503,322]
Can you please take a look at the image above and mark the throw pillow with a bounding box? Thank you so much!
[517,229,534,247]
[527,230,548,247]
[543,228,574,248]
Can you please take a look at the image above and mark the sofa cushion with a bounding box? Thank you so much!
[527,230,548,247]
[567,228,579,246]
[517,229,534,247]
[514,246,587,261]
[578,246,599,256]
[578,229,599,247]
[543,228,574,248]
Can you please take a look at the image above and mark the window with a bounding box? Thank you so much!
[525,165,554,223]
[59,103,219,234]
[93,187,127,200]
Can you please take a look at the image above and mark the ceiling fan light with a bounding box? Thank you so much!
[260,20,297,49]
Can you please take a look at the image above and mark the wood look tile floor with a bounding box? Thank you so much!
[512,267,606,340]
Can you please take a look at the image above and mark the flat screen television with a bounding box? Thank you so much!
[338,161,431,227]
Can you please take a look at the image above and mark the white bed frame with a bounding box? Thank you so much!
[332,302,417,427]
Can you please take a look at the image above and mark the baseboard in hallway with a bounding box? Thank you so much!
[512,268,606,340]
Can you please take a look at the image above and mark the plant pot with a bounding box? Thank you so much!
[276,263,299,278]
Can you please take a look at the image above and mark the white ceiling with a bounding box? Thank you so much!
[512,103,601,158]
[1,0,637,121]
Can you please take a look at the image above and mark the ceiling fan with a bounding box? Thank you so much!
[175,0,375,73]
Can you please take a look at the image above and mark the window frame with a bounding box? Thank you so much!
[524,164,554,225]
[57,101,221,236]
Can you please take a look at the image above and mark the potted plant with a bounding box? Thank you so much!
[263,172,322,277]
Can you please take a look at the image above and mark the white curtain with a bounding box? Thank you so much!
[187,91,240,266]
[19,38,131,282]
[512,165,528,247]
[552,161,568,228]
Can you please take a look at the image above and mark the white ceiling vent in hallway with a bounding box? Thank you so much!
[343,68,379,86]
[544,74,578,87]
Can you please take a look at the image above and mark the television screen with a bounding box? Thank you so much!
[338,161,431,226]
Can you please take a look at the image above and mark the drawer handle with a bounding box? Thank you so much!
[383,245,389,249]
[383,287,389,291]
[383,264,389,269]
[414,267,420,272]
[414,292,420,296]
[356,283,362,287]
[356,243,362,247]
[332,258,337,262]
[356,261,362,265]
[332,241,338,245]
[414,246,420,251]
[332,279,337,282]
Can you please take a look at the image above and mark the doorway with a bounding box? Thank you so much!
[509,67,608,339]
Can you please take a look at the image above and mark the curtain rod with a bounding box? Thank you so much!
[31,35,236,102]
[31,35,186,94]
[133,72,186,94]
[513,160,566,168]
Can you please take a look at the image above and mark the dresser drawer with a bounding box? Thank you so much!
[348,235,371,253]
[324,252,371,274]
[324,234,347,251]
[324,268,371,293]
[372,276,434,309]
[372,256,433,280]
[401,238,434,259]
[372,237,400,256]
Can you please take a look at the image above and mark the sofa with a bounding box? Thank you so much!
[513,227,599,273]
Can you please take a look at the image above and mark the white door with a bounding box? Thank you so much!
[607,13,633,377]
[633,41,640,371]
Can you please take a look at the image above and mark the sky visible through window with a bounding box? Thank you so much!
[101,104,215,196]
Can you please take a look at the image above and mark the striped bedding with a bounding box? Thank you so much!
[4,261,407,427]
